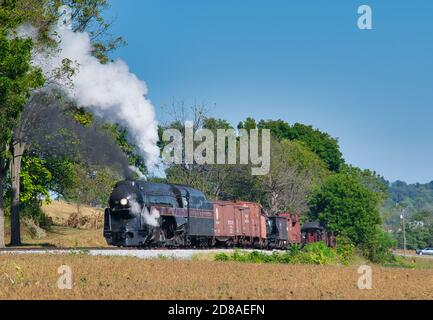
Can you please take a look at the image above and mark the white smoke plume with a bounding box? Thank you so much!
[14,24,39,40]
[128,196,142,216]
[18,24,160,169]
[129,196,160,227]
[128,165,147,181]
[144,207,161,228]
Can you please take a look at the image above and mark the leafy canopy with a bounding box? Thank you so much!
[309,173,382,247]
[238,118,344,172]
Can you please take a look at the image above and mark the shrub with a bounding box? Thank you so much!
[363,227,397,264]
[214,253,230,261]
[21,203,53,229]
[66,211,103,229]
[382,255,415,269]
[22,217,47,239]
[214,243,349,265]
[291,242,337,265]
[336,236,355,265]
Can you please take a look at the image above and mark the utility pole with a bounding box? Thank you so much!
[400,206,407,257]
[185,191,190,247]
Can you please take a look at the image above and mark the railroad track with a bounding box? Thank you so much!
[0,247,278,259]
[0,247,142,252]
[0,246,273,252]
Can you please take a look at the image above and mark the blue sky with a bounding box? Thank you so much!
[107,0,433,183]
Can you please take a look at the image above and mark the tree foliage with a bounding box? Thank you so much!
[239,118,345,172]
[164,113,236,200]
[63,163,119,207]
[0,0,45,246]
[47,0,126,63]
[309,172,394,261]
[394,210,433,250]
[0,30,44,149]
[0,0,133,246]
[309,173,382,244]
[260,139,328,214]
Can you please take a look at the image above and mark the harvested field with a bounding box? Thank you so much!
[0,255,432,300]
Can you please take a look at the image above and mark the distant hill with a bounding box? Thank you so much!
[382,181,433,229]
[384,181,433,213]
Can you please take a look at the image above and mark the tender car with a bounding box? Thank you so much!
[416,248,433,255]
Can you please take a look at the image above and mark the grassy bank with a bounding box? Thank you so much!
[4,201,107,248]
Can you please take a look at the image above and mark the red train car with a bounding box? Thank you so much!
[302,221,336,247]
[213,200,267,248]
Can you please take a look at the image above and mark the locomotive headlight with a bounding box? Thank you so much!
[120,198,128,206]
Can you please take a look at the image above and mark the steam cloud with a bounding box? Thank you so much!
[129,197,161,227]
[21,25,160,169]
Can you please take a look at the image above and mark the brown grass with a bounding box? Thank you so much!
[0,255,432,300]
[4,201,107,248]
[6,226,108,248]
[42,201,104,228]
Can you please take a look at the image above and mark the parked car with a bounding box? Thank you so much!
[416,248,433,255]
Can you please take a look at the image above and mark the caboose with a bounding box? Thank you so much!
[301,221,336,247]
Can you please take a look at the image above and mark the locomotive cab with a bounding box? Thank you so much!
[266,216,289,249]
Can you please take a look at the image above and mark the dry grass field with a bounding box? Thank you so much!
[42,201,104,224]
[0,254,432,300]
[5,201,108,248]
[18,226,108,248]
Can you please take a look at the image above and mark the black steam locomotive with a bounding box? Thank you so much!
[104,180,216,247]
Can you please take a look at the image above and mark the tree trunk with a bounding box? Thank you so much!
[0,158,5,248]
[10,142,25,246]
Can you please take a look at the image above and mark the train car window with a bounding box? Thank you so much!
[146,195,177,207]
[188,196,203,209]
[268,218,278,235]
[204,201,214,210]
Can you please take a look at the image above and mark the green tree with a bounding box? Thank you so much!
[237,117,257,131]
[309,173,391,261]
[239,118,345,172]
[49,0,126,64]
[0,2,45,246]
[4,0,126,245]
[287,123,344,172]
[164,115,236,199]
[63,163,119,211]
[260,139,328,215]
[341,164,389,199]
[395,210,433,249]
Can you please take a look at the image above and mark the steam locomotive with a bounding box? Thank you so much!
[103,180,335,249]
